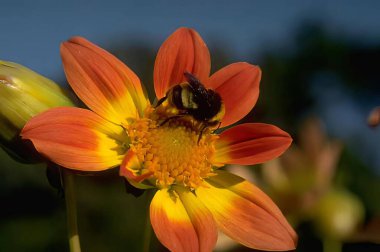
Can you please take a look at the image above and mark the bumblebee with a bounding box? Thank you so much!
[156,72,225,136]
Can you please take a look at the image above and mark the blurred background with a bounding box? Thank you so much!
[1,0,380,251]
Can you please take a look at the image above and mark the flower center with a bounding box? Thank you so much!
[126,106,219,189]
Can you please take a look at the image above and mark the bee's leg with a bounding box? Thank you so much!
[154,96,167,108]
[159,114,187,126]
[214,121,222,132]
[198,121,220,144]
[197,124,208,145]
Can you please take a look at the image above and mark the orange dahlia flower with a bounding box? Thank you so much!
[21,27,297,251]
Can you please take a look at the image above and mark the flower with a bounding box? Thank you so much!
[21,28,297,251]
[262,117,343,219]
[368,107,380,128]
[262,117,364,241]
[0,60,74,162]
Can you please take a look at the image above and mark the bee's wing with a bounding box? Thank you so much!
[184,72,209,102]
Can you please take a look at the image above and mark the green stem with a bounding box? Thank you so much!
[323,239,342,252]
[63,169,82,252]
[142,190,154,252]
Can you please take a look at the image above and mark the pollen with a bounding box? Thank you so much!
[126,106,219,189]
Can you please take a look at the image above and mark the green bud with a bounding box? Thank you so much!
[312,189,365,241]
[0,60,74,162]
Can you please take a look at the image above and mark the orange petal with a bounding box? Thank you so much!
[214,123,292,165]
[197,170,297,251]
[176,186,218,252]
[61,37,149,126]
[206,62,261,127]
[154,27,211,98]
[21,107,126,171]
[119,150,153,183]
[150,188,217,252]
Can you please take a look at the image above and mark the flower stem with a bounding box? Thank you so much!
[63,169,82,252]
[142,190,154,252]
[323,239,342,252]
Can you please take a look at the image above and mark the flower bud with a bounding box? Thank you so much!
[312,189,365,241]
[0,60,74,162]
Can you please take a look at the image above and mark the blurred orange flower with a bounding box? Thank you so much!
[263,117,343,218]
[263,117,364,241]
[21,28,296,251]
[368,107,380,128]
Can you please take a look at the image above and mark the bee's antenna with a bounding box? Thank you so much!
[184,72,201,88]
[184,72,197,82]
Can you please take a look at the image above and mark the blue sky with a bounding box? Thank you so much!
[1,0,380,79]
